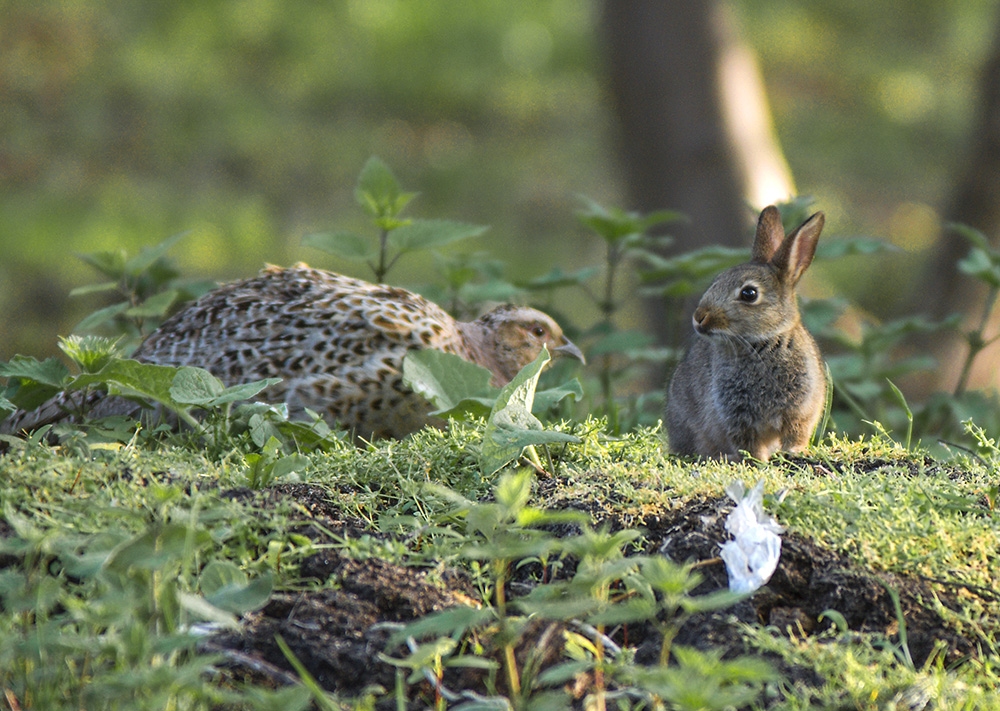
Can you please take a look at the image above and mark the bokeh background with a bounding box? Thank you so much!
[4,0,1000,400]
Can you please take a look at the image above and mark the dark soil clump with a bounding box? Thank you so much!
[206,474,988,702]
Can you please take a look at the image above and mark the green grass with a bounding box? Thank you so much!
[2,421,1000,709]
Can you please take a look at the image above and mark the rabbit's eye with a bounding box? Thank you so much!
[738,286,759,303]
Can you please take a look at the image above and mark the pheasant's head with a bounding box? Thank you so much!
[474,305,585,385]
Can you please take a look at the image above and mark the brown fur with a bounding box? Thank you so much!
[665,206,827,461]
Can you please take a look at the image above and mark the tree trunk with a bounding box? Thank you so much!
[599,0,793,346]
[928,9,1000,392]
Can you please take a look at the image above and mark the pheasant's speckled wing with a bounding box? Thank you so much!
[129,265,471,439]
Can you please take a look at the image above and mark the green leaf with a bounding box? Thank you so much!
[200,560,247,595]
[401,349,495,415]
[124,231,187,274]
[104,524,210,573]
[58,335,123,373]
[586,597,658,626]
[958,248,1000,288]
[71,358,183,408]
[354,156,416,218]
[387,605,493,648]
[479,348,581,477]
[532,379,583,412]
[0,356,71,388]
[125,289,178,318]
[203,569,274,614]
[214,378,282,405]
[68,281,119,297]
[169,367,281,407]
[639,246,747,296]
[388,219,488,253]
[177,591,239,629]
[302,231,377,261]
[270,453,310,479]
[169,367,224,404]
[949,222,993,252]
[73,301,131,333]
[77,249,128,279]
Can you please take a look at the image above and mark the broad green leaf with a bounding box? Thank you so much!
[678,588,746,613]
[73,301,131,333]
[586,597,658,626]
[71,358,183,407]
[495,468,533,512]
[537,660,595,687]
[302,231,377,261]
[950,222,993,252]
[354,156,416,218]
[204,571,274,614]
[462,537,556,562]
[269,453,310,479]
[200,561,247,595]
[532,379,583,412]
[177,591,240,629]
[125,289,178,318]
[640,209,686,231]
[388,219,488,252]
[215,378,282,405]
[401,349,494,414]
[0,356,71,388]
[0,393,14,413]
[104,524,210,573]
[479,348,581,477]
[77,248,128,279]
[169,367,281,408]
[58,335,122,373]
[639,245,746,283]
[124,231,188,274]
[388,605,493,648]
[958,248,1000,288]
[516,595,604,621]
[169,367,225,404]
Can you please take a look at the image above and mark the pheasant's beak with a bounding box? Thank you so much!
[551,339,586,365]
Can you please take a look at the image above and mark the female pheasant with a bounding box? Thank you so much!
[3,264,584,441]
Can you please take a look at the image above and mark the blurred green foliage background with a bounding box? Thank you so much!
[2,0,997,361]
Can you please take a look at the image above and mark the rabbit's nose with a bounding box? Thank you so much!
[692,307,713,334]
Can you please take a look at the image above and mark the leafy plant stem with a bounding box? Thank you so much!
[886,379,913,450]
[375,227,391,282]
[955,283,1000,397]
[493,559,522,701]
[599,243,623,407]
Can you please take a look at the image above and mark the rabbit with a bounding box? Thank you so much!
[665,205,827,461]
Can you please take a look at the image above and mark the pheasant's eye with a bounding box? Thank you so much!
[738,285,759,303]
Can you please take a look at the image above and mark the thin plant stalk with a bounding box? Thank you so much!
[955,283,1000,397]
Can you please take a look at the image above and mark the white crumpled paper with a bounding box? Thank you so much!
[719,480,784,594]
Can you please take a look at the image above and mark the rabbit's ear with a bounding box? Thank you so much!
[751,206,785,263]
[772,212,824,284]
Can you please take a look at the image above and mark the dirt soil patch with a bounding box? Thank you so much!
[204,479,988,704]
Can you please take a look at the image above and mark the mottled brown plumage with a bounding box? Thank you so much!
[3,264,584,441]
